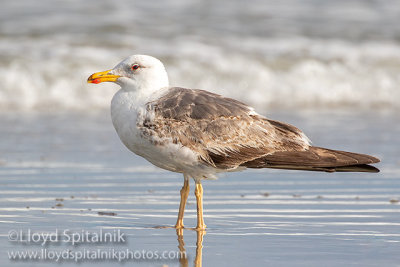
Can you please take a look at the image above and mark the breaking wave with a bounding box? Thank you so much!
[1,37,399,112]
[1,0,400,112]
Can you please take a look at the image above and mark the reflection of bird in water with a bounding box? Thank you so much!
[88,55,380,230]
[176,229,205,267]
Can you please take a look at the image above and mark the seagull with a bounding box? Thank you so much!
[88,54,380,230]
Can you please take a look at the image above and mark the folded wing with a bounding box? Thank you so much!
[144,87,379,173]
[241,146,380,172]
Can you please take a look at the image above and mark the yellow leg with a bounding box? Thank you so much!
[195,182,206,230]
[175,175,190,229]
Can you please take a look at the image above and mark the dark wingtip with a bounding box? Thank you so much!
[335,164,380,173]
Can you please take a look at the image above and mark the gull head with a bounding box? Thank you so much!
[87,55,169,93]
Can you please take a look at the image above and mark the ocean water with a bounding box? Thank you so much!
[0,111,399,267]
[1,1,400,266]
[1,0,400,111]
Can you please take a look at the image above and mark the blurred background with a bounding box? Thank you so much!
[1,0,400,112]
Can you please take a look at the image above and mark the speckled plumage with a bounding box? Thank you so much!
[143,87,310,171]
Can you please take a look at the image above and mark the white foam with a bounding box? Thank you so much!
[167,37,400,112]
[1,37,400,112]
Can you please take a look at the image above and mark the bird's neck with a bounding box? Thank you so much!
[120,73,169,102]
[119,84,168,110]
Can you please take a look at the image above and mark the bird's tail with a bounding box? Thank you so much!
[241,146,380,173]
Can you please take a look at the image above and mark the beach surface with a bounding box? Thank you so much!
[1,111,399,266]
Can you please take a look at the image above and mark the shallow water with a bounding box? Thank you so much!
[0,111,399,266]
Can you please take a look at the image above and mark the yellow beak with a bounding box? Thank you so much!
[87,69,120,84]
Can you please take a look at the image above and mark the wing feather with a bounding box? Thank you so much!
[143,87,310,169]
[241,146,380,172]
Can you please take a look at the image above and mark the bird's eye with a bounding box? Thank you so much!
[131,64,140,70]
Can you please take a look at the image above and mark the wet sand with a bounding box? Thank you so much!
[1,111,399,266]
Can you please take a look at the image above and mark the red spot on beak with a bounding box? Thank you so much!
[92,78,101,84]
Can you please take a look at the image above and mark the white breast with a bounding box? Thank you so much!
[110,89,214,178]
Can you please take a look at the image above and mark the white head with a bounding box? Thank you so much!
[88,55,169,94]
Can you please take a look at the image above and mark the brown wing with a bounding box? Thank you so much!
[143,87,310,169]
[241,146,380,172]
